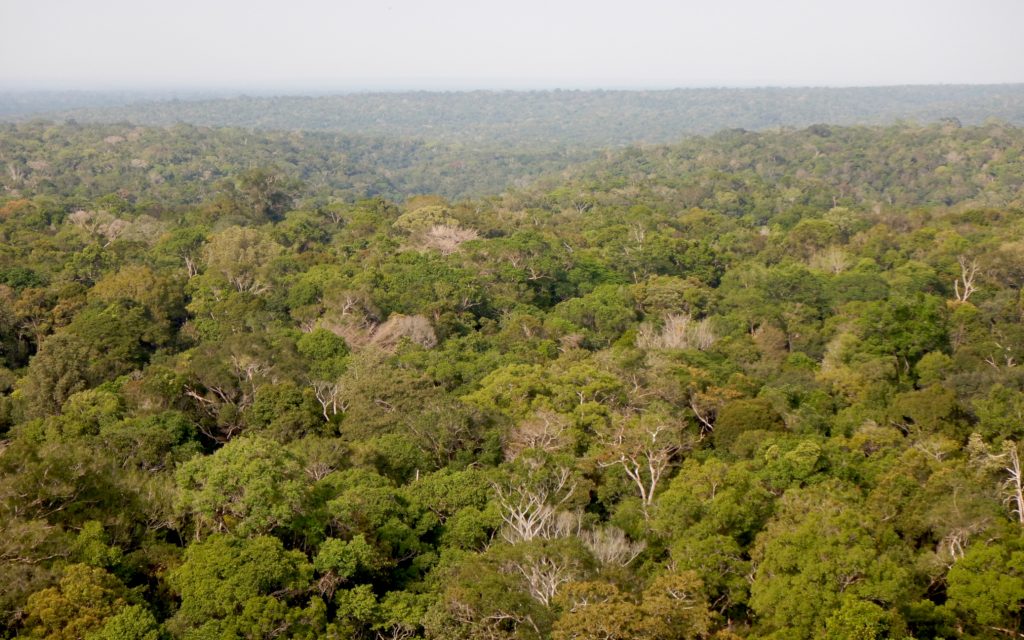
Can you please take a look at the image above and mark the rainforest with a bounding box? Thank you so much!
[1,88,1024,640]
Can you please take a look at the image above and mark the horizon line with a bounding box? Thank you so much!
[3,81,1024,96]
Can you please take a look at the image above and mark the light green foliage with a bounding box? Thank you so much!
[71,521,123,568]
[320,471,424,559]
[274,210,330,251]
[749,484,912,639]
[712,397,786,453]
[244,382,324,442]
[552,571,711,640]
[89,265,185,346]
[393,205,458,235]
[332,584,377,629]
[22,564,131,640]
[823,597,906,640]
[166,534,314,635]
[914,351,954,386]
[314,535,380,583]
[87,605,163,640]
[175,436,308,536]
[857,294,948,371]
[201,226,283,294]
[760,439,826,489]
[62,301,156,381]
[3,119,1024,639]
[888,384,960,436]
[946,536,1024,631]
[374,590,429,640]
[550,285,637,347]
[365,251,487,336]
[20,333,96,417]
[551,581,643,640]
[653,457,773,542]
[464,361,624,420]
[973,384,1024,442]
[98,410,199,471]
[56,389,124,440]
[634,275,713,318]
[296,328,349,379]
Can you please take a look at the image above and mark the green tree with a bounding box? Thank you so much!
[22,564,131,640]
[175,436,308,537]
[749,483,911,639]
[166,534,317,637]
[946,535,1024,635]
[201,226,283,294]
[87,605,163,640]
[857,294,948,376]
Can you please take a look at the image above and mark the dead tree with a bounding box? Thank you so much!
[954,255,980,303]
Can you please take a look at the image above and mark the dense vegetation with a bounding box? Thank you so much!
[28,85,1024,146]
[0,121,591,202]
[0,92,228,120]
[2,119,1024,639]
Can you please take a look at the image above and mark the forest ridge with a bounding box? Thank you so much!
[5,84,1024,146]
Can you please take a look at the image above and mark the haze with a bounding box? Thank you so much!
[2,0,1023,90]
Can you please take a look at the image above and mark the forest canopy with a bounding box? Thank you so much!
[1,116,1024,639]
[13,84,1024,146]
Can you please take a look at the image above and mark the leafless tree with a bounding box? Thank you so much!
[371,314,438,350]
[969,435,1024,525]
[954,255,980,303]
[636,314,715,351]
[505,553,579,606]
[422,223,480,255]
[999,441,1024,524]
[492,466,577,543]
[504,410,571,460]
[183,354,270,442]
[809,246,849,273]
[581,526,646,567]
[67,209,130,247]
[596,412,687,509]
[6,163,25,184]
[310,379,347,422]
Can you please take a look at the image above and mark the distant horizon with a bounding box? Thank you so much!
[4,81,1024,97]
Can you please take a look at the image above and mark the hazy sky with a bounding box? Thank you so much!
[2,0,1023,90]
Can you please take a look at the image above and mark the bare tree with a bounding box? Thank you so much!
[999,440,1024,524]
[596,411,688,509]
[505,553,579,606]
[581,526,646,567]
[183,352,271,442]
[422,223,480,255]
[6,163,25,184]
[504,410,571,460]
[492,465,577,543]
[310,379,347,422]
[809,246,849,274]
[969,434,1024,525]
[636,314,715,351]
[68,210,129,246]
[371,314,438,350]
[445,598,541,640]
[954,255,980,303]
[374,625,417,640]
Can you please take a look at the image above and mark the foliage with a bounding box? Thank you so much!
[1,117,1024,639]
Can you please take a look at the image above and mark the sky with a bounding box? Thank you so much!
[2,0,1023,91]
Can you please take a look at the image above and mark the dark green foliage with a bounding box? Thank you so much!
[2,119,1024,639]
[712,397,786,453]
